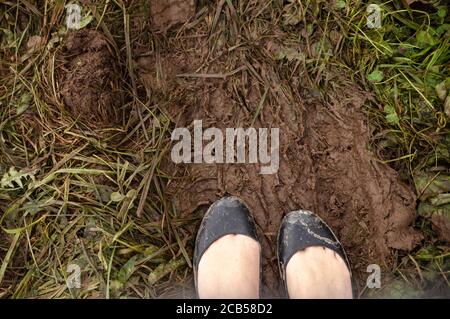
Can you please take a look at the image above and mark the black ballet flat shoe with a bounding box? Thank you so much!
[277,210,353,298]
[193,197,259,297]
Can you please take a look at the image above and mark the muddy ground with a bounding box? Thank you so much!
[56,1,423,297]
[158,68,423,296]
[57,30,122,127]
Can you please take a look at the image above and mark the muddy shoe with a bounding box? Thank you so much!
[193,197,259,296]
[277,210,353,298]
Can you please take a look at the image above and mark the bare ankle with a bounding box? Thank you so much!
[286,247,352,299]
[197,234,260,298]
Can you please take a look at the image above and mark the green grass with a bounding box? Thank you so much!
[1,0,449,298]
[0,0,198,298]
[282,0,450,296]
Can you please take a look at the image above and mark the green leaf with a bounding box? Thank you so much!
[117,255,138,284]
[110,280,123,291]
[445,77,450,89]
[126,189,137,198]
[414,246,435,260]
[110,192,125,202]
[415,172,450,201]
[148,258,185,285]
[78,14,93,29]
[436,23,450,35]
[384,105,399,124]
[0,167,35,189]
[367,69,384,82]
[444,95,450,118]
[437,8,447,18]
[435,81,447,100]
[386,113,399,124]
[17,92,32,115]
[1,28,15,48]
[416,30,436,48]
[275,51,286,60]
[336,0,346,10]
[418,202,435,218]
[418,202,450,218]
[430,193,450,206]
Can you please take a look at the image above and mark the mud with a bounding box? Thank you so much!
[127,1,424,297]
[135,47,422,296]
[149,0,196,31]
[57,30,121,126]
[432,214,450,242]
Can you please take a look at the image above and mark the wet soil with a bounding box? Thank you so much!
[62,2,424,297]
[432,214,450,242]
[131,0,424,297]
[149,0,196,31]
[135,50,422,297]
[56,30,122,126]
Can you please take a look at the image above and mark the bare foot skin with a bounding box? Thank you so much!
[286,246,353,299]
[197,234,260,299]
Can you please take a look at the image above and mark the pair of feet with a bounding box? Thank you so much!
[193,197,353,298]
